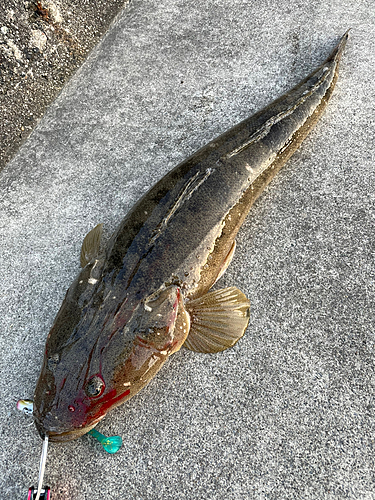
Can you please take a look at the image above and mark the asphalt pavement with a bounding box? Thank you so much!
[1,1,374,499]
[0,0,129,170]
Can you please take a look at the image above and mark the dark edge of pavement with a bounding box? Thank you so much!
[0,0,131,172]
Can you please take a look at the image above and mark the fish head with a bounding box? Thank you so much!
[33,280,190,442]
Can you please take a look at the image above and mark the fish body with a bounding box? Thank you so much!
[34,33,348,442]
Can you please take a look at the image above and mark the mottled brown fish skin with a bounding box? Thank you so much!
[33,33,348,442]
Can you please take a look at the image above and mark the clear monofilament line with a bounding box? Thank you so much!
[34,435,49,500]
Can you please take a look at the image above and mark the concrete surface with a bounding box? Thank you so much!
[1,1,374,499]
[0,0,130,171]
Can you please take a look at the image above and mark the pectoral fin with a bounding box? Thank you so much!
[184,287,250,353]
[80,223,103,267]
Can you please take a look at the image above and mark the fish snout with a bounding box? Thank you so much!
[33,414,48,440]
[34,408,103,442]
[33,395,94,442]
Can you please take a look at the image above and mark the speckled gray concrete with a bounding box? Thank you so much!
[1,1,374,499]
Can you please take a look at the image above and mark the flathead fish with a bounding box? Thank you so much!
[34,32,348,442]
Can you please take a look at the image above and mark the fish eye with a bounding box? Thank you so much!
[85,375,105,398]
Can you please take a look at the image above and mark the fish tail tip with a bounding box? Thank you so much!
[340,28,351,45]
[325,30,350,64]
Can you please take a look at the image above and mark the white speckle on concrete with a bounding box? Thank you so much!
[6,9,15,21]
[46,0,64,24]
[6,39,23,61]
[30,30,47,52]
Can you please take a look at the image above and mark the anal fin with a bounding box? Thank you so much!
[184,286,250,353]
[215,240,236,283]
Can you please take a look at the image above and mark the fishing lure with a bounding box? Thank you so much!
[18,400,121,499]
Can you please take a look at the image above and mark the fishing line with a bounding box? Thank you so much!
[34,435,49,500]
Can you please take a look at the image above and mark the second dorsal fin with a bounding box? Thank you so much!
[80,223,103,267]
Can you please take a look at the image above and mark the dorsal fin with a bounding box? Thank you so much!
[80,223,103,267]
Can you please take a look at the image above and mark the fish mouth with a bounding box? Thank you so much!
[34,415,105,442]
